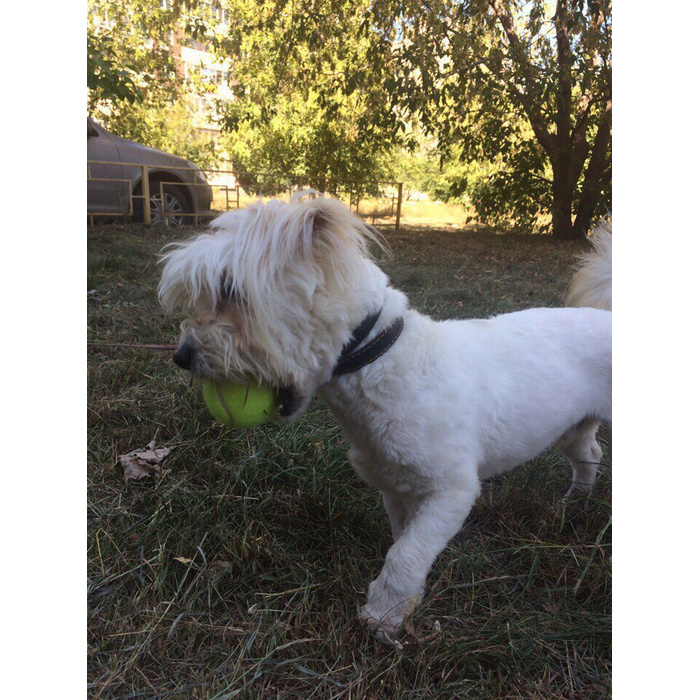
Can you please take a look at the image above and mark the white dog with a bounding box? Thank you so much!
[158,194,612,641]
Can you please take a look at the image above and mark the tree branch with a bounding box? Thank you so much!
[488,0,554,156]
[554,0,573,147]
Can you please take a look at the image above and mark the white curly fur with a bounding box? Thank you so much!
[159,195,612,642]
[565,221,612,311]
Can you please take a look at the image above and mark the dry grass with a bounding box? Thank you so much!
[395,200,470,227]
[207,191,470,230]
[355,197,470,228]
[88,220,611,699]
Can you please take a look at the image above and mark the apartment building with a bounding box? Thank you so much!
[91,1,235,138]
[164,1,235,137]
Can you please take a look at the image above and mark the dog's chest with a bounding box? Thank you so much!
[319,385,438,494]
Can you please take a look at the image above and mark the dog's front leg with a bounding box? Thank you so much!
[361,487,478,640]
[381,492,413,541]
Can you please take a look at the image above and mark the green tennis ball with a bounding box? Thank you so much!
[202,379,280,429]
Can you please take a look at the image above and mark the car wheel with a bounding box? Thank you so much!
[150,184,190,226]
[133,182,191,226]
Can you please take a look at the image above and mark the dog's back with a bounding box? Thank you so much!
[565,222,612,311]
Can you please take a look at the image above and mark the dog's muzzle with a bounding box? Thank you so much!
[173,342,195,371]
[172,341,300,417]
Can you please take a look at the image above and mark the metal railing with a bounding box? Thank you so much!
[87,161,404,230]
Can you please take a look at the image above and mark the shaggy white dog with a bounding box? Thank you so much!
[159,194,612,641]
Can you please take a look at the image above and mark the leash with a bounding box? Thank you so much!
[88,342,177,351]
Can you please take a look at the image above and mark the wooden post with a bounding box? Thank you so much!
[395,182,403,232]
[141,165,151,226]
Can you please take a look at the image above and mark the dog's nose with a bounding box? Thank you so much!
[173,342,195,370]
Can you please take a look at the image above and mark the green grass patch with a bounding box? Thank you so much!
[88,222,610,699]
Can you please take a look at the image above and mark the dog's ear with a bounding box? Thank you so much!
[309,202,334,239]
[303,196,339,233]
[297,196,385,261]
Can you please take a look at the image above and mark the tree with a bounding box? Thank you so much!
[238,0,611,236]
[213,0,408,190]
[106,101,223,169]
[87,0,183,116]
[87,29,143,109]
[368,0,612,237]
[87,1,226,167]
[87,1,612,235]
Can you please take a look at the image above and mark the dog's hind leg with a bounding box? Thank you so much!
[558,418,603,498]
[361,484,479,640]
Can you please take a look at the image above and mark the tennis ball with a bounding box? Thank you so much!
[202,379,280,429]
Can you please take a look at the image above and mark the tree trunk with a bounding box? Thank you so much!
[573,101,613,235]
[489,0,610,239]
[573,167,610,236]
[550,1,578,240]
[551,161,576,240]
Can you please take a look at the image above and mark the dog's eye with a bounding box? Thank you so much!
[218,276,242,308]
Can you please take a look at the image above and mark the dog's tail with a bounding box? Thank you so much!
[565,221,612,311]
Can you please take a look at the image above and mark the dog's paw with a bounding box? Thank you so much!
[359,603,405,645]
[360,580,421,644]
[562,483,593,501]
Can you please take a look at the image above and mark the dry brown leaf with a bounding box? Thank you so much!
[119,440,171,482]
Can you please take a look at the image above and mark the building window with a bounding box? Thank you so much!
[215,6,230,24]
[188,38,210,52]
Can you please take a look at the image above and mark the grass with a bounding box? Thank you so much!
[88,220,611,699]
[207,191,471,229]
[356,197,471,228]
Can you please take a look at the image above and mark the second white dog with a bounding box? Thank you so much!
[159,195,612,640]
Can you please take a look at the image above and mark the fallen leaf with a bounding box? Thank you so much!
[119,440,171,481]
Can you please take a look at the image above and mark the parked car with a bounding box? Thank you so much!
[87,117,214,225]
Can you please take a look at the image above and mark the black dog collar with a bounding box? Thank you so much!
[333,311,404,376]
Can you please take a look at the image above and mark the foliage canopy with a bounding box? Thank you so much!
[212,0,405,187]
[87,0,612,236]
[87,0,225,169]
[213,0,612,236]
